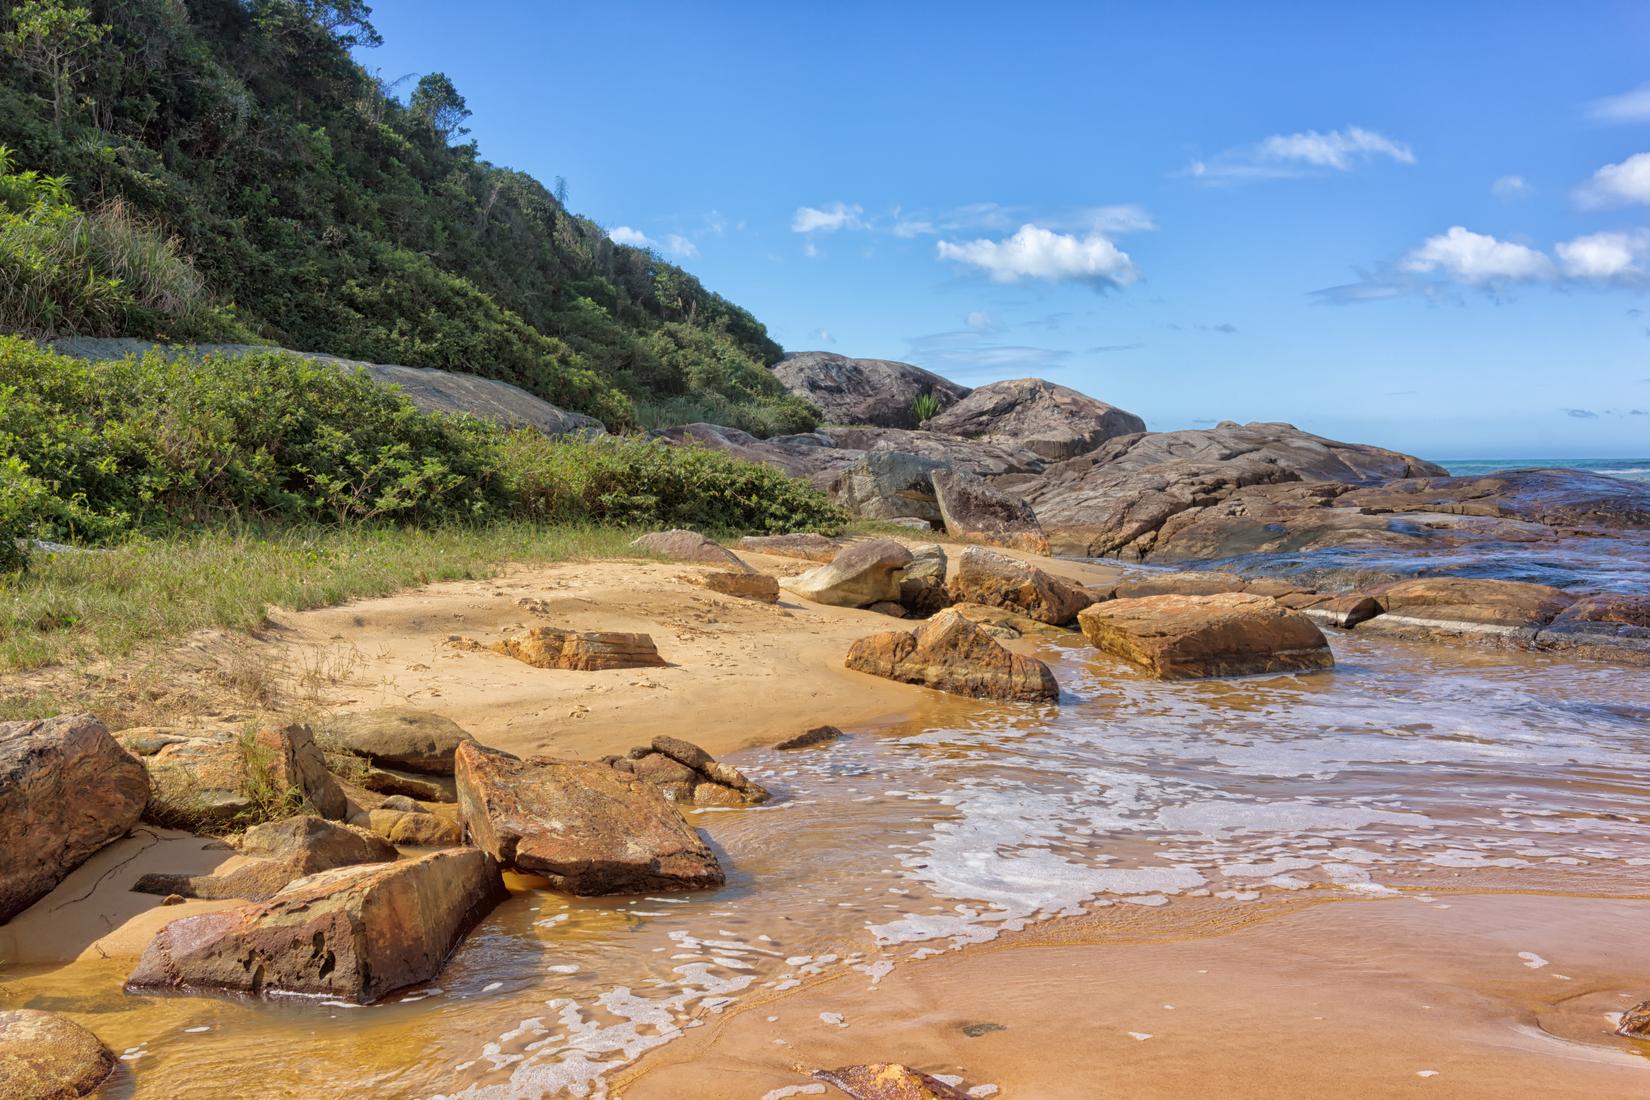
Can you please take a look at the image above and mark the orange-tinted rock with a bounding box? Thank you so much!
[946,546,1093,625]
[132,816,396,901]
[1367,577,1574,634]
[691,570,780,603]
[133,723,346,829]
[1618,998,1650,1038]
[454,742,724,894]
[812,1062,972,1099]
[931,468,1050,553]
[0,1009,116,1098]
[491,626,666,671]
[1079,592,1334,680]
[845,608,1059,702]
[1104,571,1248,599]
[125,848,505,1004]
[367,806,464,847]
[0,714,149,923]
[317,708,474,774]
[1300,593,1383,629]
[784,538,914,608]
[1540,593,1650,652]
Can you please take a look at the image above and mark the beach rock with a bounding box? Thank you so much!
[775,725,844,750]
[812,1062,972,1099]
[827,451,947,524]
[368,806,464,847]
[318,708,474,775]
[690,570,781,603]
[0,714,148,923]
[1299,593,1384,629]
[736,532,848,563]
[125,848,505,1004]
[868,601,909,617]
[491,626,666,671]
[1078,592,1334,680]
[358,765,449,802]
[845,608,1060,702]
[1336,468,1650,530]
[632,529,749,568]
[949,602,1078,641]
[1617,998,1650,1038]
[1103,571,1249,599]
[923,377,1147,461]
[133,816,397,901]
[1365,578,1574,637]
[0,1009,116,1098]
[783,539,914,608]
[1538,594,1650,654]
[136,724,346,829]
[946,546,1093,626]
[454,742,724,894]
[615,736,770,806]
[931,468,1050,553]
[898,543,951,616]
[772,351,971,428]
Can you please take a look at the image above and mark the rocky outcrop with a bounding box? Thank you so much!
[318,708,474,775]
[127,724,346,829]
[1078,592,1334,680]
[828,426,1046,478]
[1538,594,1650,654]
[1336,468,1650,529]
[454,742,724,894]
[631,529,749,568]
[783,539,914,608]
[491,626,666,671]
[0,1009,116,1098]
[845,608,1060,702]
[812,1063,972,1100]
[133,816,396,901]
[736,532,848,562]
[924,377,1146,461]
[898,543,951,616]
[126,848,506,1004]
[932,469,1049,553]
[826,450,946,525]
[1360,578,1574,640]
[1,714,149,923]
[651,423,857,480]
[946,546,1093,626]
[607,736,771,806]
[773,351,970,429]
[690,570,780,602]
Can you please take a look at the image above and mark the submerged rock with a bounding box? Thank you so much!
[609,736,771,805]
[491,626,666,671]
[931,468,1050,553]
[454,742,724,894]
[812,1062,972,1099]
[775,725,844,750]
[772,351,971,429]
[923,376,1146,461]
[1363,577,1574,639]
[1078,592,1334,680]
[317,708,475,775]
[946,546,1093,626]
[631,529,749,568]
[783,538,914,608]
[0,1009,116,1098]
[845,608,1060,702]
[0,714,149,923]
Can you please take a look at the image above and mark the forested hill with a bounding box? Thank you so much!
[0,0,816,434]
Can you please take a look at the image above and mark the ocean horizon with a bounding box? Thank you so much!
[1439,457,1650,483]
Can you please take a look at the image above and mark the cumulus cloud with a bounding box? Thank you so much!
[662,233,698,258]
[1586,85,1650,124]
[607,226,653,247]
[1555,230,1650,280]
[1576,152,1650,208]
[1491,175,1530,199]
[1188,126,1414,182]
[1401,227,1553,284]
[936,224,1138,288]
[791,202,864,233]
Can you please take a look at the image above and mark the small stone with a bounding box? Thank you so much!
[775,725,843,751]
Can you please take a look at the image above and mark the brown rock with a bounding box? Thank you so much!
[139,724,346,830]
[931,468,1050,553]
[1539,593,1650,655]
[0,1009,116,1098]
[318,708,475,774]
[1618,998,1650,1038]
[125,848,506,1004]
[1366,577,1574,635]
[845,608,1060,702]
[454,742,724,894]
[368,807,464,847]
[783,538,914,608]
[946,546,1093,626]
[923,377,1146,461]
[359,765,449,802]
[0,714,148,923]
[775,725,844,750]
[133,816,397,901]
[812,1062,972,1099]
[898,543,951,616]
[616,737,770,806]
[1104,571,1248,599]
[735,532,847,562]
[631,529,749,568]
[949,602,1076,641]
[1299,593,1384,629]
[771,351,971,429]
[1078,592,1334,680]
[491,626,666,671]
[691,570,781,603]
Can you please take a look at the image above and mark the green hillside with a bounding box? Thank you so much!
[0,0,817,435]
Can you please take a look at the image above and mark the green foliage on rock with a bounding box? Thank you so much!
[0,0,814,434]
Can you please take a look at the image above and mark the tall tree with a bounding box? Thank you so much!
[409,71,470,141]
[3,0,109,130]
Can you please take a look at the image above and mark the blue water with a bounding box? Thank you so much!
[1440,458,1650,483]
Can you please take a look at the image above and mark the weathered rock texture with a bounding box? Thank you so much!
[128,724,346,829]
[898,543,951,616]
[826,450,946,524]
[845,608,1060,702]
[454,742,724,894]
[812,1062,972,1100]
[946,546,1093,626]
[924,377,1146,461]
[1,714,148,923]
[736,532,848,562]
[631,529,749,568]
[491,626,666,671]
[932,468,1049,553]
[318,707,474,775]
[1078,592,1334,680]
[783,538,914,608]
[773,351,971,428]
[133,816,397,901]
[0,1009,116,1098]
[1538,594,1650,655]
[1364,578,1574,638]
[126,848,505,1004]
[690,570,780,603]
[368,805,464,847]
[608,736,771,806]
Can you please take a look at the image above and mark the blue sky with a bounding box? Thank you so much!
[364,2,1650,459]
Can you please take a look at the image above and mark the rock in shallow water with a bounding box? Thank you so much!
[812,1062,972,1100]
[610,736,771,805]
[0,1008,116,1098]
[946,545,1092,626]
[1363,577,1574,638]
[845,608,1059,702]
[1078,592,1334,680]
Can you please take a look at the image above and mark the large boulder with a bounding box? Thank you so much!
[783,539,914,608]
[631,529,749,568]
[1364,578,1574,637]
[0,1009,116,1098]
[125,847,505,1004]
[650,423,858,481]
[845,608,1060,702]
[454,742,724,894]
[898,543,951,616]
[828,426,1046,478]
[923,377,1146,461]
[946,546,1092,626]
[607,736,771,806]
[0,714,148,923]
[826,450,947,524]
[128,724,346,830]
[932,468,1049,553]
[317,707,474,775]
[1078,592,1334,680]
[772,351,970,429]
[491,626,666,671]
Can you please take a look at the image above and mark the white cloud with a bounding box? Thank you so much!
[1402,226,1553,284]
[1491,175,1530,199]
[1576,152,1650,208]
[662,233,698,258]
[812,327,835,344]
[1556,230,1650,281]
[802,240,819,258]
[1587,85,1650,124]
[791,202,864,233]
[1189,126,1414,181]
[607,226,653,247]
[936,224,1138,288]
[964,310,996,331]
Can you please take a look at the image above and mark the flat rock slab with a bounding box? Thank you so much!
[492,626,666,671]
[1367,577,1574,635]
[1,714,148,923]
[133,817,397,901]
[845,608,1059,702]
[1079,592,1334,680]
[0,1009,116,1098]
[689,570,780,602]
[631,529,749,568]
[455,742,725,894]
[126,848,505,1004]
[783,538,913,608]
[318,708,475,774]
[946,545,1093,626]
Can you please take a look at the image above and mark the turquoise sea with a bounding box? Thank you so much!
[1440,457,1650,483]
